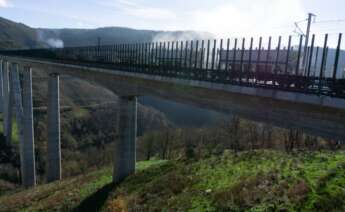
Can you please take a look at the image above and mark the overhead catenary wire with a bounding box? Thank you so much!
[314,19,345,24]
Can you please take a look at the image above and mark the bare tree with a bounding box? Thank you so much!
[284,129,303,152]
[261,124,273,149]
[246,122,259,150]
[160,128,174,160]
[219,116,242,153]
[138,132,156,160]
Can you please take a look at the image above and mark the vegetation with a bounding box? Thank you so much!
[0,151,344,211]
[0,160,167,211]
[105,150,345,211]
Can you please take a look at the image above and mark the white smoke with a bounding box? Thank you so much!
[152,31,214,43]
[37,30,64,48]
[46,38,64,48]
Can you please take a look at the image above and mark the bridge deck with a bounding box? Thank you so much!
[2,55,345,141]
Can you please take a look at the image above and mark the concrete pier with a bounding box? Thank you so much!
[47,73,61,183]
[0,60,4,113]
[22,67,36,187]
[3,62,13,144]
[11,64,26,186]
[113,96,137,184]
[2,61,9,138]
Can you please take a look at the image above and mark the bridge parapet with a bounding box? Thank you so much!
[1,33,345,99]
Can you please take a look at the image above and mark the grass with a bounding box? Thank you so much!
[104,150,345,212]
[0,114,19,144]
[0,160,167,212]
[70,107,90,119]
[1,151,345,211]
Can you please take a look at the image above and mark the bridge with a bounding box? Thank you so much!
[0,33,345,188]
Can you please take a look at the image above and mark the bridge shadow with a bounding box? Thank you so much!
[74,182,116,212]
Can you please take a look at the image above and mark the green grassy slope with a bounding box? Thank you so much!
[1,151,345,212]
[0,160,167,211]
[105,151,345,211]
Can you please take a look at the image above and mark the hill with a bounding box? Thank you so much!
[0,150,344,211]
[0,15,214,55]
[0,17,44,49]
[0,16,212,50]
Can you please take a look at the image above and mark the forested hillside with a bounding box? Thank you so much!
[37,28,212,47]
[0,17,43,49]
[0,16,212,50]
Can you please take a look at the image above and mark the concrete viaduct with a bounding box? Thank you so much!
[1,35,345,188]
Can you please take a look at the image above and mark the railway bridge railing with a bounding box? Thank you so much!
[1,33,345,99]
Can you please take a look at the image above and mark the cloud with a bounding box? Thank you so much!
[123,7,176,20]
[98,0,177,21]
[0,0,9,7]
[116,0,137,7]
[190,0,305,38]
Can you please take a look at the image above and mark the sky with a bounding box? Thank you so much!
[1,0,345,39]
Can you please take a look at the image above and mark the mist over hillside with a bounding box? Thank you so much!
[0,16,213,49]
[37,28,213,47]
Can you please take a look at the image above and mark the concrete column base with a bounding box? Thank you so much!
[113,96,137,184]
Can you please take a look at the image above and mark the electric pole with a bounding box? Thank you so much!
[303,13,316,73]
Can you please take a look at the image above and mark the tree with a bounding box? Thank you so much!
[261,124,273,149]
[159,128,174,160]
[246,122,259,150]
[219,116,242,153]
[138,132,156,160]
